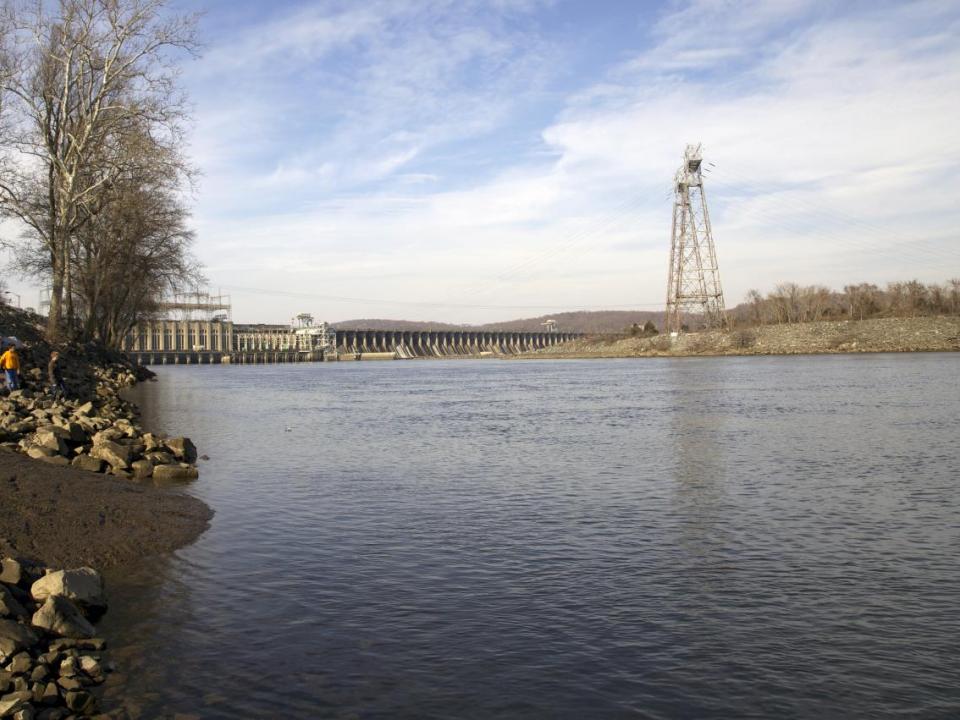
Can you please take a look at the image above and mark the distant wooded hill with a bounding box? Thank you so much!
[332,310,664,334]
[331,280,960,334]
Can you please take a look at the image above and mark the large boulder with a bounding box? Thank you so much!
[73,401,94,417]
[50,420,86,444]
[25,446,54,460]
[31,596,95,639]
[0,619,38,662]
[30,569,106,613]
[145,451,174,465]
[0,586,27,620]
[69,455,104,474]
[0,690,32,717]
[6,420,36,435]
[130,460,153,480]
[88,440,131,470]
[152,463,199,482]
[0,560,22,586]
[164,437,197,463]
[90,428,123,446]
[63,687,97,714]
[32,427,69,455]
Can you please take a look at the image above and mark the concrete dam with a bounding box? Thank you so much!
[335,328,579,359]
[123,319,579,365]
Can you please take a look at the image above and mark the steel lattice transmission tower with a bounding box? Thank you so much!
[665,144,727,334]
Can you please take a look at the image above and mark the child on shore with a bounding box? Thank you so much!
[0,344,20,391]
[48,350,66,399]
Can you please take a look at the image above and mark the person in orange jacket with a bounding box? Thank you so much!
[0,344,21,391]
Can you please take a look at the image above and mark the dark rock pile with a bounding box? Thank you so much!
[0,558,112,719]
[1,346,198,482]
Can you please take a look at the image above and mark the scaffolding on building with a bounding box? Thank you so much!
[157,291,232,322]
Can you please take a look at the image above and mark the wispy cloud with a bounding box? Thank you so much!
[176,0,960,324]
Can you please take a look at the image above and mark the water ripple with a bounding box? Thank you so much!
[98,355,960,719]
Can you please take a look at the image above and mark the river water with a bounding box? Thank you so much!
[101,355,960,719]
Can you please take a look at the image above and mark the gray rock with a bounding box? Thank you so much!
[39,682,59,706]
[32,428,68,455]
[30,568,106,612]
[164,437,198,463]
[12,704,35,720]
[45,641,74,654]
[77,656,100,677]
[57,657,77,678]
[151,463,199,482]
[145,451,174,465]
[130,460,153,479]
[63,688,96,714]
[0,620,38,661]
[0,561,21,586]
[69,455,104,474]
[24,446,54,460]
[7,653,31,675]
[0,691,31,718]
[31,597,95,639]
[54,676,80,691]
[88,440,131,469]
[90,429,123,445]
[0,586,26,620]
[73,401,94,416]
[6,421,35,435]
[62,423,86,444]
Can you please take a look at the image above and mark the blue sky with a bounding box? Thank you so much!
[11,0,960,323]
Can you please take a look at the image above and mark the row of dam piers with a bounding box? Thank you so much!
[126,329,579,366]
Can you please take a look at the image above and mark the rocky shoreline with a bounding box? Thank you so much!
[1,323,212,718]
[2,562,113,719]
[2,345,200,482]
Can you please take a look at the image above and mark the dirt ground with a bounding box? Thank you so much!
[0,449,212,568]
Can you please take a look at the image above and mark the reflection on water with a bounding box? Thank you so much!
[99,355,960,719]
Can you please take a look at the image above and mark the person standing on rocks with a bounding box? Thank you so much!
[48,350,67,399]
[0,343,20,391]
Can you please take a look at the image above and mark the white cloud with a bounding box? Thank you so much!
[177,0,960,324]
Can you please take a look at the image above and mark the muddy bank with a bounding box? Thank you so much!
[0,450,211,570]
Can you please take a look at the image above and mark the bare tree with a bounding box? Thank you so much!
[745,288,764,325]
[948,279,960,315]
[0,0,198,339]
[844,283,880,321]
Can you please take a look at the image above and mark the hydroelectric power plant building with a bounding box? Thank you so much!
[121,293,578,364]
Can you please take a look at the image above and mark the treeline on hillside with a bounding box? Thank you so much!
[0,0,201,346]
[333,311,667,334]
[332,319,468,331]
[478,310,663,333]
[730,280,960,326]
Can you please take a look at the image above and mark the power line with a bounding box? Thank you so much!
[220,284,666,312]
